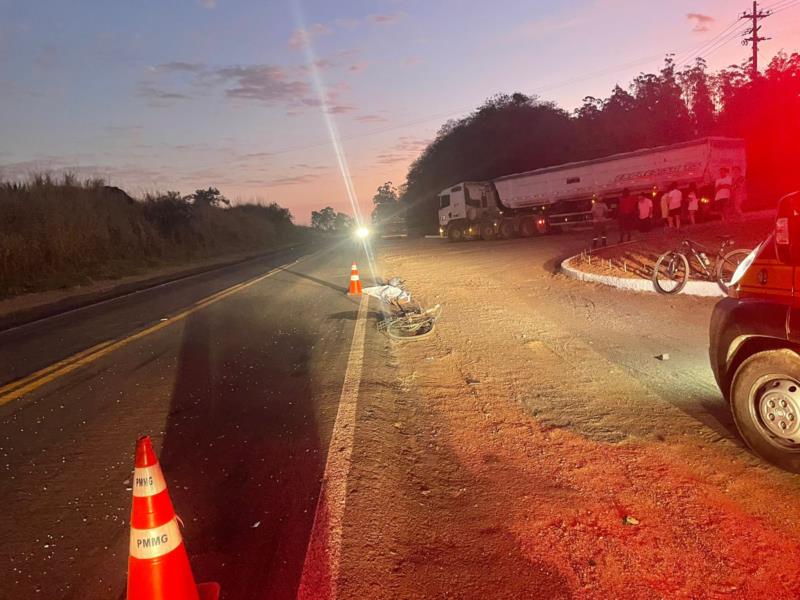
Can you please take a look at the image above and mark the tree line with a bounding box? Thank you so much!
[400,53,800,233]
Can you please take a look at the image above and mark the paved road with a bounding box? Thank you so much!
[0,242,372,599]
[4,231,800,599]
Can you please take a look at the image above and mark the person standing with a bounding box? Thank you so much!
[660,186,670,227]
[637,193,653,233]
[591,196,609,249]
[617,188,637,243]
[715,167,733,223]
[686,183,699,226]
[732,166,747,219]
[667,182,683,229]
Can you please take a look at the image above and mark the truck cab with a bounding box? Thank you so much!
[438,182,500,241]
[709,191,800,471]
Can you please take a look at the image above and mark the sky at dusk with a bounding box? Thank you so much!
[1,0,798,223]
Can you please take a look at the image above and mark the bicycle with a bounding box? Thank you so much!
[652,237,751,295]
[375,279,443,341]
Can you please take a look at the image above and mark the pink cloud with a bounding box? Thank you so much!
[288,24,332,49]
[327,104,357,114]
[355,114,389,123]
[687,13,715,33]
[368,13,403,25]
[348,60,369,73]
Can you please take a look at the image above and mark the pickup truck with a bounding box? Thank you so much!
[709,191,800,471]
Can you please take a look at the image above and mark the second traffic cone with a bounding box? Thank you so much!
[127,436,220,600]
[348,262,363,295]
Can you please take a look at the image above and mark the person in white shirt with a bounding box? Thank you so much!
[666,182,683,229]
[715,167,733,223]
[686,183,699,226]
[660,188,670,225]
[591,196,609,248]
[638,193,653,233]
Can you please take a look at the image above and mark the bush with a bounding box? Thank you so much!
[0,174,302,297]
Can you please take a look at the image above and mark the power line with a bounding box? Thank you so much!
[688,24,750,65]
[674,18,743,67]
[257,7,780,159]
[262,50,694,158]
[770,0,800,14]
[763,0,796,10]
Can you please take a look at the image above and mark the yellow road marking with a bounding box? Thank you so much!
[0,259,301,406]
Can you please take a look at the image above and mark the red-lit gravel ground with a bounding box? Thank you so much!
[334,234,800,599]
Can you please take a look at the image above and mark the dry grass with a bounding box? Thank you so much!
[0,174,305,297]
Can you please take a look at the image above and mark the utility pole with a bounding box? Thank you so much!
[740,1,772,80]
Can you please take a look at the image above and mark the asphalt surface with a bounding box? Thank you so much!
[0,240,372,599]
[4,230,800,599]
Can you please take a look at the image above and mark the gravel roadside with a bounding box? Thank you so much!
[336,236,800,599]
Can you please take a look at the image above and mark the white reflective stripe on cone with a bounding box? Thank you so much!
[129,517,183,560]
[350,275,360,281]
[132,464,168,497]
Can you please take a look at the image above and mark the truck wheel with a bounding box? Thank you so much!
[479,223,495,241]
[447,226,464,242]
[499,221,515,239]
[730,349,800,472]
[520,219,535,237]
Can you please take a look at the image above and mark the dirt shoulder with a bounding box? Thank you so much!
[564,212,775,280]
[337,236,800,599]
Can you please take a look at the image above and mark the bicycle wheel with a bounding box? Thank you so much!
[716,248,751,294]
[386,315,435,340]
[652,251,689,294]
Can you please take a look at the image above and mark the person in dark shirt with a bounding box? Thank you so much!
[617,188,637,243]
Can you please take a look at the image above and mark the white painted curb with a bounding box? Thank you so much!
[560,256,725,297]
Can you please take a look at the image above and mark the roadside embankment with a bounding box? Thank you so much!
[0,175,309,300]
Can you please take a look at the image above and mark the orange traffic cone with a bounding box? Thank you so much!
[127,436,220,600]
[348,262,363,295]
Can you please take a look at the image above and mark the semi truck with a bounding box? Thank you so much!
[438,137,747,241]
[709,191,800,471]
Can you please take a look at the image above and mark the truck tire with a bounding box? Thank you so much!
[499,221,515,239]
[520,219,536,237]
[479,223,495,241]
[730,349,800,472]
[447,226,464,242]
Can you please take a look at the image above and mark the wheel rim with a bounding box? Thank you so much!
[750,375,800,447]
[718,250,749,290]
[654,253,687,293]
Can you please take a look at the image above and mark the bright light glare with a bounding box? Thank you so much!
[729,245,760,287]
[355,226,370,239]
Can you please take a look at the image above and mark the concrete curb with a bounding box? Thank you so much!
[0,243,310,332]
[559,256,725,297]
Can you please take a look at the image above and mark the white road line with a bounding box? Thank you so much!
[298,294,368,600]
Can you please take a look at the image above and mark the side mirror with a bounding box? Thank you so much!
[775,192,800,264]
